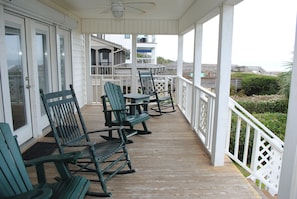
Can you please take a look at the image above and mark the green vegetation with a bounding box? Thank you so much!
[157,56,173,64]
[233,95,288,113]
[278,61,293,98]
[241,74,280,96]
[254,112,287,141]
[231,94,288,142]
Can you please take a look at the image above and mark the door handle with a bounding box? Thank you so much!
[25,76,31,89]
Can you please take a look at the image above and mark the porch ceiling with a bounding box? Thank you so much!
[39,0,243,34]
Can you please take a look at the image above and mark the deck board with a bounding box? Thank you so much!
[28,105,267,198]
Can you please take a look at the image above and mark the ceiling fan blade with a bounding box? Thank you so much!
[124,2,155,8]
[125,5,146,14]
[99,7,111,14]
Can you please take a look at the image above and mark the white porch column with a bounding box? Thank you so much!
[278,16,297,199]
[85,34,92,104]
[193,23,203,86]
[131,34,137,93]
[211,4,234,166]
[176,34,184,106]
[191,23,203,124]
[177,34,183,77]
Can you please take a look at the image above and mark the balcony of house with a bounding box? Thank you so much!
[27,103,268,199]
[137,35,156,43]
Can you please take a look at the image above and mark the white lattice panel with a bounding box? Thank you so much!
[252,135,282,195]
[199,100,208,135]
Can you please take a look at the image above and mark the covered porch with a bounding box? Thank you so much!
[31,104,266,199]
[1,0,296,198]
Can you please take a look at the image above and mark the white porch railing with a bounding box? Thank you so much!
[91,74,133,103]
[177,76,284,197]
[90,74,176,103]
[91,74,284,197]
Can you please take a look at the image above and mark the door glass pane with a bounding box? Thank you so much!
[36,33,49,115]
[5,26,27,130]
[59,36,66,90]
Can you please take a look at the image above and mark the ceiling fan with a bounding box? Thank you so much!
[110,0,155,18]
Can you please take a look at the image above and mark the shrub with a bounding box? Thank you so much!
[232,95,288,113]
[241,75,280,96]
[278,70,292,99]
[253,112,287,141]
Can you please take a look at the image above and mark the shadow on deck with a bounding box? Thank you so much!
[28,105,266,198]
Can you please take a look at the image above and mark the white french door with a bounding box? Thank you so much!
[1,11,73,145]
[3,14,33,144]
[57,29,72,91]
[32,22,52,128]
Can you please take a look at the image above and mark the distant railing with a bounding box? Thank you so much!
[177,76,283,197]
[91,74,132,103]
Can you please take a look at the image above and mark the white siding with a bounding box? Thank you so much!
[72,29,87,108]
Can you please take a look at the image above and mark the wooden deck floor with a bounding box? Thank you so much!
[28,105,267,199]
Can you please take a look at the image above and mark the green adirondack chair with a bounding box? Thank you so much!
[40,85,135,197]
[0,122,90,199]
[139,71,175,116]
[102,82,151,142]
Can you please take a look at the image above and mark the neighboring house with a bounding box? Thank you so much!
[91,35,128,75]
[104,34,158,65]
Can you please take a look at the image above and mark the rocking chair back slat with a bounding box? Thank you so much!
[0,125,33,196]
[40,85,88,153]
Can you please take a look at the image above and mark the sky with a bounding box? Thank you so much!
[155,0,297,72]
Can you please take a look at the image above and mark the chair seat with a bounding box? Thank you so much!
[49,176,90,199]
[108,112,150,126]
[124,113,150,126]
[79,140,124,160]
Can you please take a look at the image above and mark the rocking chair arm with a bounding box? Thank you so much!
[24,151,82,167]
[2,187,52,199]
[103,108,127,114]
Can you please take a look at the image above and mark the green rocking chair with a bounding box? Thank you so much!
[102,82,151,142]
[139,71,175,116]
[0,122,90,199]
[40,85,135,197]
